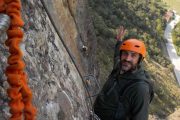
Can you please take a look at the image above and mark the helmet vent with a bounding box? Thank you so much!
[135,45,140,48]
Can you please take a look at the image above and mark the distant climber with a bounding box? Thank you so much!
[82,45,88,52]
[93,26,154,120]
[81,45,88,56]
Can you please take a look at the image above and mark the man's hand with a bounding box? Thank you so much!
[116,26,127,41]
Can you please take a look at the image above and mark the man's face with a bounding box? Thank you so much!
[120,50,140,73]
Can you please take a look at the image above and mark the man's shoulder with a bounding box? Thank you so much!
[133,81,150,92]
[129,79,154,102]
[124,80,150,95]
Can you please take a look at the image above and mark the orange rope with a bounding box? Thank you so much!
[0,0,37,119]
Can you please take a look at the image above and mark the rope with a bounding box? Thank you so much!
[39,0,94,116]
[1,0,97,119]
[0,0,37,119]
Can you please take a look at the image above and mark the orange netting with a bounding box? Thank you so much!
[0,0,37,119]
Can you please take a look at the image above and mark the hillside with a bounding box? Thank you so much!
[163,0,180,14]
[89,0,180,118]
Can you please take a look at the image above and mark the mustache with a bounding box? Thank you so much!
[120,60,133,66]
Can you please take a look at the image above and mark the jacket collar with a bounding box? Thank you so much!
[118,65,148,81]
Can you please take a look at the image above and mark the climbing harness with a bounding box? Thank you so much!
[83,75,101,120]
[84,74,100,99]
[0,0,37,119]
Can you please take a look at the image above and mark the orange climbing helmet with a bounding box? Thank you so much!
[119,39,146,58]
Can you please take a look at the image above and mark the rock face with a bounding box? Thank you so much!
[0,0,98,119]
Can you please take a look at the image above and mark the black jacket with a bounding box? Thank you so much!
[93,41,153,120]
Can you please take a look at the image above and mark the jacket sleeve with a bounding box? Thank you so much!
[125,83,150,120]
[113,41,122,70]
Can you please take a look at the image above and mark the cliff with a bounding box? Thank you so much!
[0,0,97,119]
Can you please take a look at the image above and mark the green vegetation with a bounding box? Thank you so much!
[162,0,180,14]
[172,22,180,56]
[88,0,180,118]
[146,62,180,117]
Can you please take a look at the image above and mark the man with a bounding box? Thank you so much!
[93,27,154,120]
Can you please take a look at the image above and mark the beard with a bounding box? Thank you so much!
[119,60,137,74]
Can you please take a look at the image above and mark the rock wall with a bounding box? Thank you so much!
[42,0,97,75]
[0,0,97,119]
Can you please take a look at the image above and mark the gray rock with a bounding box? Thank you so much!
[0,0,98,120]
